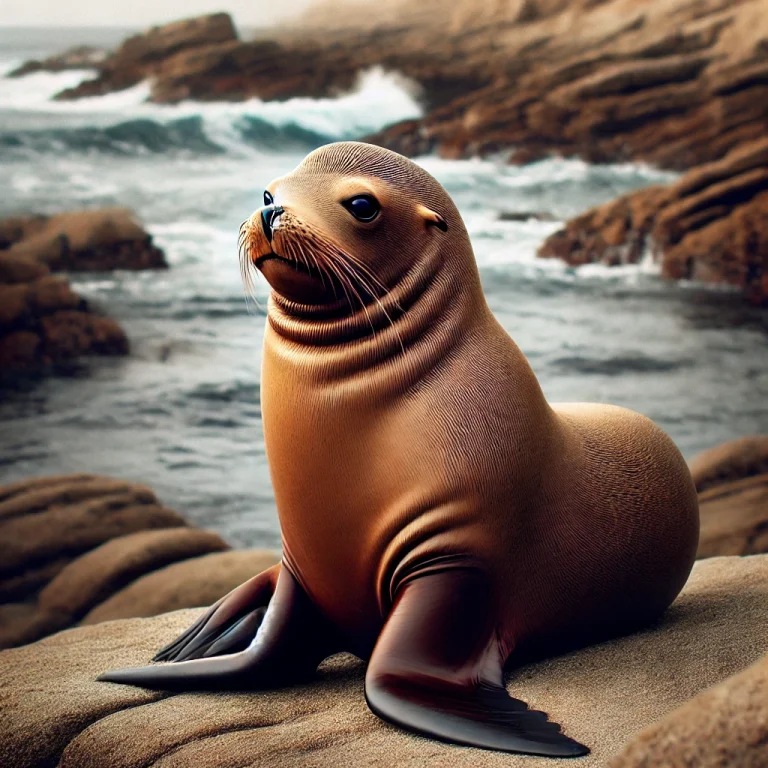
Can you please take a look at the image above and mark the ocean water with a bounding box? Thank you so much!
[1,29,767,548]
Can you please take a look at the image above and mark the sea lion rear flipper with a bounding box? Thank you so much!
[98,564,335,691]
[365,568,589,757]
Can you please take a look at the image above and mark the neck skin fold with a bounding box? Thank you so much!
[265,244,488,389]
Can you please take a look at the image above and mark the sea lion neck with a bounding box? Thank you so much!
[265,243,486,382]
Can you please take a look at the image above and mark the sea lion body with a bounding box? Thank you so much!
[265,299,697,657]
[101,142,699,758]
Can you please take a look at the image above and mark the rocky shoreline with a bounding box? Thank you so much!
[0,435,767,765]
[539,137,768,303]
[0,473,280,649]
[6,1,767,304]
[0,209,166,379]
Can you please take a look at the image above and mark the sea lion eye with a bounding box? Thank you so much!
[344,195,380,222]
[264,190,274,206]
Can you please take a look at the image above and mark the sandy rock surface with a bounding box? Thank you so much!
[83,548,281,625]
[612,646,768,767]
[1,554,767,767]
[0,475,279,652]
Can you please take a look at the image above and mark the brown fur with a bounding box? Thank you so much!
[242,141,700,658]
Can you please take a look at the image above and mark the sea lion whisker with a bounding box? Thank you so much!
[328,254,387,344]
[238,232,262,314]
[338,250,396,309]
[325,256,367,327]
[327,258,360,316]
[331,251,405,354]
[299,240,329,292]
[314,235,392,303]
[293,239,322,285]
[315,239,405,342]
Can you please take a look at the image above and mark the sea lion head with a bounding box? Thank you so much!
[240,142,467,309]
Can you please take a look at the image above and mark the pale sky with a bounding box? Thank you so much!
[0,0,314,28]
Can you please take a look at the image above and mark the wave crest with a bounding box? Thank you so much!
[0,67,422,157]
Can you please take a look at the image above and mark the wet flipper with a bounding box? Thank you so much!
[364,568,589,758]
[98,564,336,691]
[202,607,268,657]
[153,564,280,662]
[153,603,221,661]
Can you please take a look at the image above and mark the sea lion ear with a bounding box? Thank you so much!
[417,204,448,233]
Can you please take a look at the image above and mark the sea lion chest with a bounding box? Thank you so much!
[259,321,553,647]
[261,334,433,643]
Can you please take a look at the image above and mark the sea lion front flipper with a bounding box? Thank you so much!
[153,563,281,662]
[98,564,336,691]
[365,568,589,757]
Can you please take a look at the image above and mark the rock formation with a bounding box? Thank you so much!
[82,549,282,625]
[538,137,768,303]
[0,209,167,377]
[9,2,767,169]
[1,208,167,272]
[1,554,766,767]
[0,259,128,377]
[689,435,768,493]
[0,473,279,649]
[366,0,768,168]
[689,436,768,559]
[7,45,106,78]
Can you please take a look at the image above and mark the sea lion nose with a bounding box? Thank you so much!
[260,205,284,243]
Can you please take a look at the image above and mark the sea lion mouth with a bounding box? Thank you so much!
[254,252,316,278]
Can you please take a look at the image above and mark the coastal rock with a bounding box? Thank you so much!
[0,475,184,584]
[0,215,46,250]
[0,474,191,648]
[611,652,768,767]
[83,548,281,625]
[0,208,166,377]
[46,9,487,107]
[1,554,766,767]
[685,437,768,560]
[0,263,128,377]
[689,435,768,493]
[537,138,768,303]
[0,473,278,652]
[112,12,237,67]
[368,0,768,172]
[9,0,768,177]
[52,13,238,100]
[7,46,107,78]
[0,528,230,649]
[37,528,229,622]
[5,208,167,272]
[144,38,361,105]
[697,475,768,559]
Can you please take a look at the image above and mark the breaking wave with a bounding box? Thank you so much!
[0,66,422,157]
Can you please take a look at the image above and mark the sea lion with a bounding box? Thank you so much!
[100,142,700,758]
